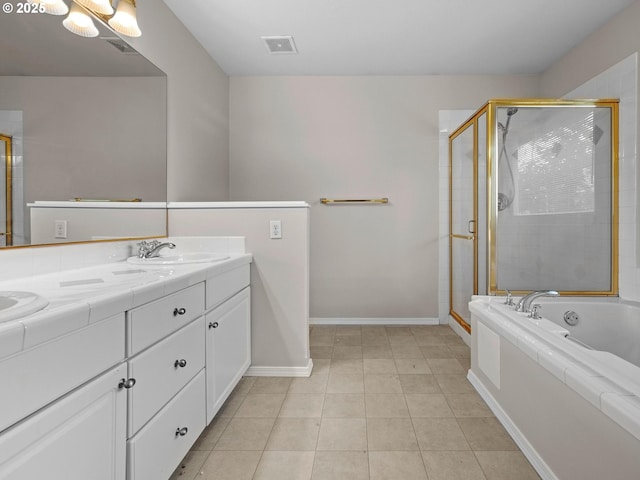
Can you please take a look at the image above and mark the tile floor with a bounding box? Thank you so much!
[171,325,541,480]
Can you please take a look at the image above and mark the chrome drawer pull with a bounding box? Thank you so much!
[174,359,187,368]
[118,378,136,389]
[208,321,219,329]
[173,307,186,316]
[175,427,188,437]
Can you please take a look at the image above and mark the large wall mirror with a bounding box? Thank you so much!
[0,4,167,248]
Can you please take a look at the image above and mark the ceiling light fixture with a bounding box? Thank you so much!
[27,0,69,15]
[74,0,113,15]
[63,2,99,37]
[108,0,141,38]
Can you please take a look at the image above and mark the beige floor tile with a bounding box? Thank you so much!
[335,326,362,336]
[422,451,487,480]
[364,374,403,393]
[214,418,276,450]
[191,416,231,451]
[253,451,315,480]
[250,377,293,394]
[474,451,541,480]
[335,335,363,346]
[362,334,391,346]
[196,451,262,480]
[310,334,336,347]
[311,359,331,376]
[391,344,424,359]
[216,390,246,418]
[394,358,432,374]
[322,393,366,418]
[234,394,285,418]
[232,376,257,396]
[405,394,454,418]
[365,394,410,417]
[414,335,448,346]
[399,374,442,394]
[458,357,471,370]
[364,358,398,374]
[310,346,333,359]
[388,335,418,347]
[442,336,467,346]
[445,393,493,417]
[385,326,413,337]
[448,346,471,358]
[333,345,363,359]
[279,393,325,418]
[317,418,368,450]
[170,450,210,480]
[265,418,321,451]
[363,344,393,358]
[434,375,475,394]
[311,325,336,335]
[330,358,364,374]
[288,374,329,394]
[369,451,428,480]
[412,418,470,451]
[457,418,518,451]
[420,346,456,358]
[367,418,419,451]
[327,373,365,394]
[426,358,466,374]
[311,451,369,480]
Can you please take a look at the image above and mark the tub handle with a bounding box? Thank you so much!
[467,220,476,235]
[529,304,543,319]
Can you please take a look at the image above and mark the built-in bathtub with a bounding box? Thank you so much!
[468,296,640,480]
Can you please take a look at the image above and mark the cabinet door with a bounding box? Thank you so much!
[0,364,127,480]
[205,287,251,424]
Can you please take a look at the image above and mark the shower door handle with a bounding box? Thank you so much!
[467,220,476,235]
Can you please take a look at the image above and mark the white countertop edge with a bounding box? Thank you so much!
[28,201,167,209]
[168,201,310,209]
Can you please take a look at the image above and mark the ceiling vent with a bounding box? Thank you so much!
[261,36,297,54]
[101,36,138,54]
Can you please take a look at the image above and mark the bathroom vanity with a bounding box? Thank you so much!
[0,249,251,479]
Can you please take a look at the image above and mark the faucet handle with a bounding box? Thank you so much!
[529,304,543,319]
[504,289,514,306]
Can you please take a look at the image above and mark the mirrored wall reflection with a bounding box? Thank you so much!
[495,104,615,292]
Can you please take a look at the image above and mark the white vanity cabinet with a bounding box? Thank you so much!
[205,286,251,423]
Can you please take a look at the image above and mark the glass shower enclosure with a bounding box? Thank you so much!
[449,99,619,332]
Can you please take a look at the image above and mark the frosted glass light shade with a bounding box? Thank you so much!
[63,4,99,37]
[28,0,69,15]
[74,0,114,15]
[108,0,141,37]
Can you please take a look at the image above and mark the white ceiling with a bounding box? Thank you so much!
[163,0,635,76]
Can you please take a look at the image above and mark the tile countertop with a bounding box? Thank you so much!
[0,254,252,360]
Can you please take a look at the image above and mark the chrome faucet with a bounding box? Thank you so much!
[515,290,560,313]
[136,240,176,259]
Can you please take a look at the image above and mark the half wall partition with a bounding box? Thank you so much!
[449,99,619,332]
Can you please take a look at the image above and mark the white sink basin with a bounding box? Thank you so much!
[0,291,49,323]
[126,252,230,266]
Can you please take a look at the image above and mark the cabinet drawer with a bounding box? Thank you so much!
[127,283,205,355]
[206,264,250,310]
[128,318,205,437]
[0,314,125,432]
[127,370,206,480]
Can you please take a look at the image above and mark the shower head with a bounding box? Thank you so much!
[506,107,518,116]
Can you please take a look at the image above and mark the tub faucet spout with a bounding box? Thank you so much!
[515,290,560,313]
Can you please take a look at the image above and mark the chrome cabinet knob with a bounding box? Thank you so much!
[118,378,136,389]
[173,307,186,316]
[175,427,188,437]
[174,359,187,368]
[208,321,219,329]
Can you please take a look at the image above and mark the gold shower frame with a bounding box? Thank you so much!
[1,134,12,246]
[449,99,619,332]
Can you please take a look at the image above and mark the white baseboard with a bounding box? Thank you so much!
[448,316,471,347]
[245,359,314,377]
[309,317,440,326]
[467,370,558,480]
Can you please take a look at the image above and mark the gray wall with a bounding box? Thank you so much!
[229,75,539,320]
[128,0,230,202]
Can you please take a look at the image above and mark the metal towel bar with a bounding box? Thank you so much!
[320,198,389,205]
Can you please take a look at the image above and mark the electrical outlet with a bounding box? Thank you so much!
[270,220,282,239]
[54,220,67,239]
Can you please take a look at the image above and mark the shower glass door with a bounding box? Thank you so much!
[449,119,477,332]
